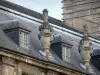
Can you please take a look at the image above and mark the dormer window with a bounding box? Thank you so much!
[19,31,29,49]
[62,45,71,62]
[51,35,72,62]
[0,19,31,49]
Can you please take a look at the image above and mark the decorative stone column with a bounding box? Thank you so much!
[39,9,54,59]
[1,56,15,75]
[78,25,93,72]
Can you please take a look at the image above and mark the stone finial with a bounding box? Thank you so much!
[78,25,93,71]
[83,24,88,34]
[39,9,54,59]
[43,9,48,24]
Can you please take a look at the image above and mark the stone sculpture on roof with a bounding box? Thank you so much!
[39,9,54,59]
[78,25,93,72]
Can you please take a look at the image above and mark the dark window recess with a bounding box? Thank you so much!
[4,28,20,45]
[22,73,28,75]
[91,56,100,71]
[51,43,62,59]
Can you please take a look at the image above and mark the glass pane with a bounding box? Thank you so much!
[20,31,29,48]
[62,46,70,61]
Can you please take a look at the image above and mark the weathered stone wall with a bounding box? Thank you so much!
[17,63,45,75]
[62,0,100,37]
[1,56,15,75]
[62,0,100,19]
[0,56,60,75]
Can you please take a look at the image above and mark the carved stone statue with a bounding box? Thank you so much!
[78,25,93,72]
[78,25,92,53]
[39,9,54,60]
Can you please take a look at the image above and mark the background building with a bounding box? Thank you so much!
[62,0,100,37]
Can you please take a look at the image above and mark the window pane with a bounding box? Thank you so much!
[20,31,29,48]
[62,46,70,62]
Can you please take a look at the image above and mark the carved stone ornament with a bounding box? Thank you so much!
[39,9,54,59]
[78,25,93,72]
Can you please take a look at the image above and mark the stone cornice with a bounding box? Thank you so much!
[0,47,87,75]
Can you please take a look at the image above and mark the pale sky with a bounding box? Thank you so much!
[7,0,62,20]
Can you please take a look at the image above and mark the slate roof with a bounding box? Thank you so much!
[0,0,100,75]
[0,19,89,74]
[92,49,100,56]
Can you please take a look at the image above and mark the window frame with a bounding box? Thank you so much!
[19,29,30,49]
[62,44,72,62]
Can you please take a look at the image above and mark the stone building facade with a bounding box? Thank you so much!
[0,0,100,75]
[62,0,100,37]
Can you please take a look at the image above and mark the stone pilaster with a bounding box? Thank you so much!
[1,56,15,75]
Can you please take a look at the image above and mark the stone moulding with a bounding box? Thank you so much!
[0,47,87,75]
